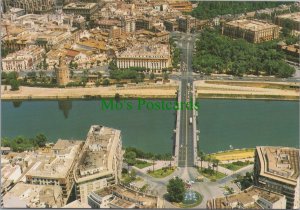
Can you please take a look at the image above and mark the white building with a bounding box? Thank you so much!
[1,46,45,72]
[116,44,171,70]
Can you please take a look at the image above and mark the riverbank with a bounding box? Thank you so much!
[1,84,178,100]
[195,80,300,101]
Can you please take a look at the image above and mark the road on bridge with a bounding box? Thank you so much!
[176,33,197,167]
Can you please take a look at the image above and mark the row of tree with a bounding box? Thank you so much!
[2,134,48,152]
[192,29,295,78]
[190,1,291,20]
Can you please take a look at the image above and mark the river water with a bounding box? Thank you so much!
[1,99,299,153]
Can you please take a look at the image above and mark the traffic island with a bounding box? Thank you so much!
[147,167,175,178]
[165,191,203,208]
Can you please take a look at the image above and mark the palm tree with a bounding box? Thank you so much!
[212,158,220,172]
[198,151,206,170]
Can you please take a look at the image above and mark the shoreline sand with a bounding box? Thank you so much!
[1,80,299,101]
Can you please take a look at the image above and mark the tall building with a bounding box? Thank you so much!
[121,16,136,33]
[55,56,70,86]
[222,19,279,43]
[254,146,300,209]
[207,186,286,209]
[116,44,171,70]
[74,125,123,204]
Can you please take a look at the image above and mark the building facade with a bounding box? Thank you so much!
[116,44,171,70]
[253,146,300,209]
[222,19,279,43]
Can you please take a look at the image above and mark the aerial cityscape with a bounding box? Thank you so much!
[0,0,299,209]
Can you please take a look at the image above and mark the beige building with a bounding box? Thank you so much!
[276,12,300,31]
[222,19,279,43]
[116,44,171,70]
[207,186,286,209]
[55,56,70,86]
[25,140,83,204]
[168,0,193,13]
[74,125,123,204]
[254,146,300,209]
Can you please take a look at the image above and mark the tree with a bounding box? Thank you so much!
[130,169,137,180]
[124,151,137,166]
[163,73,169,80]
[102,79,110,86]
[167,177,186,203]
[198,151,206,169]
[95,80,101,87]
[34,134,47,147]
[212,158,220,172]
[1,72,7,80]
[150,72,155,80]
[109,60,118,70]
[10,79,20,91]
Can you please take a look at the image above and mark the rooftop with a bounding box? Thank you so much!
[117,43,170,59]
[3,183,63,208]
[63,3,97,9]
[256,146,299,185]
[26,140,82,179]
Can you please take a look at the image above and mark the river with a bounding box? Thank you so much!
[1,99,299,154]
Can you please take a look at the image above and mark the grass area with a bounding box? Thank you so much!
[147,167,175,178]
[121,173,141,185]
[210,148,255,161]
[221,160,253,171]
[198,168,226,182]
[134,160,152,169]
